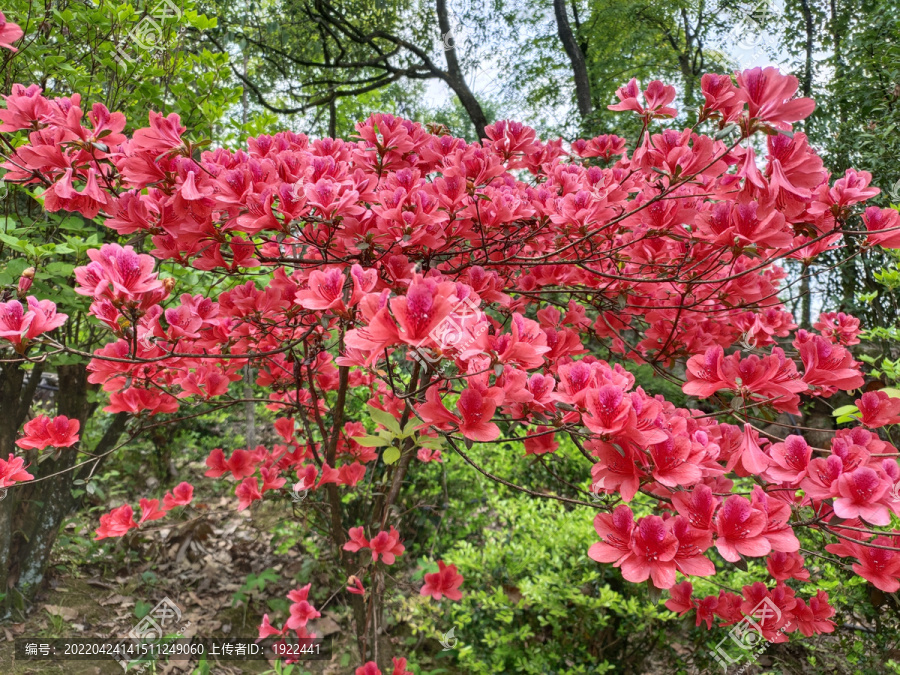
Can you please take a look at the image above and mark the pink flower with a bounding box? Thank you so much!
[0,297,68,349]
[390,277,459,346]
[619,515,679,589]
[766,551,810,582]
[296,267,348,311]
[523,428,558,455]
[671,516,715,578]
[715,495,770,562]
[0,84,50,131]
[0,12,23,52]
[235,477,262,511]
[74,244,163,305]
[131,111,186,154]
[694,594,720,629]
[856,391,900,428]
[417,447,443,462]
[798,335,864,394]
[356,663,381,675]
[570,134,626,159]
[343,526,370,553]
[800,455,843,501]
[204,448,256,480]
[138,498,167,524]
[848,537,900,592]
[273,417,295,443]
[94,504,138,540]
[258,614,284,638]
[162,481,194,509]
[416,386,462,433]
[316,463,340,488]
[588,505,635,564]
[588,440,643,503]
[736,67,815,130]
[764,435,811,485]
[608,79,677,119]
[260,467,286,493]
[17,267,35,295]
[814,312,861,346]
[286,583,321,630]
[369,526,405,565]
[739,583,794,641]
[583,384,633,436]
[650,436,702,487]
[789,590,835,637]
[752,487,800,554]
[863,206,900,249]
[456,388,500,442]
[346,575,365,595]
[833,467,891,525]
[700,73,744,122]
[338,462,367,486]
[391,657,413,675]
[665,581,694,615]
[45,168,109,219]
[0,454,33,488]
[26,297,68,336]
[730,424,770,476]
[683,346,726,397]
[420,561,464,601]
[16,415,80,450]
[672,484,719,531]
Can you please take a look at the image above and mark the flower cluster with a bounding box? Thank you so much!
[94,482,193,539]
[16,415,80,450]
[0,296,67,353]
[4,63,900,656]
[666,580,835,638]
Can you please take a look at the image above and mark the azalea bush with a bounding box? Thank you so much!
[5,49,900,672]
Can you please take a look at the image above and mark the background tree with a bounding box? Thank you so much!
[0,0,239,617]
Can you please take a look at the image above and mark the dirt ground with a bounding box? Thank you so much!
[0,495,384,675]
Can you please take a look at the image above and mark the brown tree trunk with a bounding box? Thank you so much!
[798,0,815,99]
[553,0,593,120]
[0,364,127,619]
[435,0,489,139]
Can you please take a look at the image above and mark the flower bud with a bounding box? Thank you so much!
[17,267,35,296]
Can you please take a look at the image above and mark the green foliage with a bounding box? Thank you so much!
[0,0,241,375]
[396,492,674,673]
[233,568,280,607]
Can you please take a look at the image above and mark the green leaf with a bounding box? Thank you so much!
[367,404,402,434]
[383,447,401,465]
[832,404,860,417]
[418,436,445,450]
[353,435,390,448]
[134,600,153,619]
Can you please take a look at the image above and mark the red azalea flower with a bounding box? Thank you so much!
[95,504,138,540]
[420,561,464,601]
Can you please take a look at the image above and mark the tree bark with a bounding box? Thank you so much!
[435,0,489,138]
[553,0,593,120]
[797,0,813,328]
[798,0,815,99]
[0,365,128,619]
